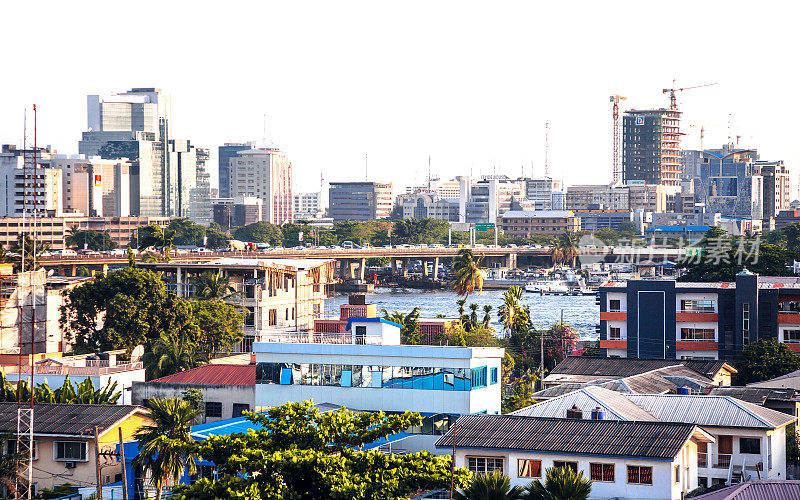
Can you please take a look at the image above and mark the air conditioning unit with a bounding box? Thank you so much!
[64,462,76,469]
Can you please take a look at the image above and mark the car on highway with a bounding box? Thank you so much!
[53,249,77,256]
[342,241,361,249]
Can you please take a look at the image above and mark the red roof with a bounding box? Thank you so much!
[150,364,255,386]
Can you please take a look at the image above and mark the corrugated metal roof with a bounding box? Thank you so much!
[150,364,255,386]
[435,415,696,460]
[0,403,143,436]
[708,387,800,404]
[548,356,732,379]
[691,480,800,500]
[626,394,796,429]
[512,387,658,421]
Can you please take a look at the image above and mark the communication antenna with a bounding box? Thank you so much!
[544,121,551,178]
[364,154,368,181]
[427,155,431,190]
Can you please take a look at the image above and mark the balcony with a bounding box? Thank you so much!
[676,312,718,322]
[676,340,718,351]
[698,452,732,469]
[599,339,627,349]
[257,331,382,345]
[600,311,627,321]
[778,313,800,324]
[4,361,143,376]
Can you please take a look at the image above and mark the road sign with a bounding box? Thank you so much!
[475,223,495,232]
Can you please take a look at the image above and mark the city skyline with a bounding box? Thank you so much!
[1,1,797,195]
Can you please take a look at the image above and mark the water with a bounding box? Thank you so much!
[331,287,600,338]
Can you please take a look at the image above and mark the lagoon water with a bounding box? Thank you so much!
[331,287,600,338]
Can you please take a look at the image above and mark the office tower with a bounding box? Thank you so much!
[229,147,293,224]
[755,161,791,221]
[218,142,255,199]
[623,108,682,187]
[212,196,264,231]
[79,88,170,217]
[463,176,528,223]
[294,192,323,219]
[328,182,393,221]
[45,155,131,217]
[168,140,211,223]
[525,177,563,210]
[0,144,62,217]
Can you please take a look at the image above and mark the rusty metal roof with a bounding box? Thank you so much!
[0,403,144,436]
[150,364,255,386]
[691,480,800,500]
[435,414,697,460]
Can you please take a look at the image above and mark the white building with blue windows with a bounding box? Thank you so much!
[253,316,504,453]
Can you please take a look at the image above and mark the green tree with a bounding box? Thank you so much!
[233,221,284,245]
[189,300,245,358]
[469,303,480,327]
[392,218,450,245]
[451,249,485,297]
[173,400,469,500]
[65,229,117,251]
[734,339,800,385]
[168,219,206,246]
[127,246,136,267]
[456,298,467,318]
[204,226,229,249]
[381,307,421,345]
[593,228,618,245]
[525,466,592,500]
[454,470,524,500]
[498,286,524,335]
[9,234,49,271]
[677,242,793,282]
[556,232,579,268]
[502,371,536,414]
[191,270,237,300]
[142,332,201,380]
[138,223,175,261]
[482,305,493,327]
[134,398,201,500]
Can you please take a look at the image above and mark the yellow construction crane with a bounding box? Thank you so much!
[610,94,627,183]
[662,81,718,110]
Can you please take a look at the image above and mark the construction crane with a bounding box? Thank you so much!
[662,81,718,110]
[610,94,627,184]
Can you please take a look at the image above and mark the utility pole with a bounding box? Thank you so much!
[94,426,103,500]
[450,416,457,500]
[118,427,128,500]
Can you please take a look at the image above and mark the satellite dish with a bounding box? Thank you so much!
[131,345,145,362]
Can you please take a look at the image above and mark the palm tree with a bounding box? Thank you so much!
[557,232,579,269]
[525,466,592,500]
[134,398,201,500]
[451,249,485,297]
[142,332,200,380]
[192,270,238,300]
[482,305,493,326]
[381,307,421,344]
[456,298,467,318]
[498,286,524,334]
[138,224,175,262]
[549,244,563,268]
[454,470,524,500]
[469,303,480,326]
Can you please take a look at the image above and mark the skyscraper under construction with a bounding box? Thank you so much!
[622,108,681,187]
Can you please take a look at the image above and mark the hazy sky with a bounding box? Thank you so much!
[1,1,798,195]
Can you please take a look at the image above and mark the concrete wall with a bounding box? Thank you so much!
[132,382,255,423]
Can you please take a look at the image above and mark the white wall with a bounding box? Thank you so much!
[675,293,718,312]
[607,292,627,311]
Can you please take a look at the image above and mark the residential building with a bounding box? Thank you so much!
[755,160,791,221]
[775,210,800,231]
[496,210,579,237]
[0,403,150,493]
[228,148,293,224]
[79,88,171,217]
[543,357,737,388]
[436,413,712,499]
[405,177,462,200]
[218,142,255,199]
[512,386,796,486]
[328,182,393,221]
[132,364,255,423]
[706,386,800,418]
[748,369,800,392]
[142,258,335,351]
[623,108,682,187]
[294,191,323,219]
[45,154,131,217]
[212,196,263,231]
[598,271,800,361]
[691,481,800,500]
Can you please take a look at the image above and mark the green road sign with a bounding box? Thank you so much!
[475,223,495,232]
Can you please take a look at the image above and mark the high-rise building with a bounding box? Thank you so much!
[44,155,131,217]
[229,148,293,224]
[328,182,393,221]
[294,192,323,219]
[565,183,667,212]
[79,88,171,217]
[0,145,62,217]
[212,196,263,231]
[218,142,254,199]
[623,108,682,187]
[755,160,791,221]
[168,140,211,223]
[463,176,528,223]
[524,177,564,210]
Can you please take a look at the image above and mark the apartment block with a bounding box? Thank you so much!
[218,142,255,199]
[497,210,579,237]
[623,108,682,187]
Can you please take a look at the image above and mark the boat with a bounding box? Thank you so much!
[525,280,570,295]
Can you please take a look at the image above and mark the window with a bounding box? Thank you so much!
[55,441,87,461]
[205,402,223,418]
[680,299,715,312]
[553,461,578,473]
[467,457,503,474]
[491,367,498,384]
[5,440,38,461]
[517,459,541,478]
[609,299,621,312]
[232,404,250,418]
[355,326,367,345]
[244,307,255,327]
[268,309,277,326]
[590,463,614,482]
[674,464,680,484]
[785,330,800,343]
[743,303,750,346]
[740,437,760,454]
[627,465,653,485]
[680,328,715,341]
[609,327,622,340]
[471,366,487,388]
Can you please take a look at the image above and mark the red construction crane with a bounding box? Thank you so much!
[662,81,718,110]
[610,94,627,184]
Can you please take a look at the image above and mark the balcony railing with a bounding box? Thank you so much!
[4,361,143,376]
[257,331,382,345]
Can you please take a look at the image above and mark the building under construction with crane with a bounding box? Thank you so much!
[622,108,682,187]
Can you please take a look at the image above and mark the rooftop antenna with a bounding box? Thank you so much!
[727,114,734,148]
[365,153,368,181]
[544,121,551,178]
[427,155,431,190]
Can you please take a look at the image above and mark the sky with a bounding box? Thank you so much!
[1,1,798,195]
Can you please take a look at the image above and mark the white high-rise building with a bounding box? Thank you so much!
[294,192,322,219]
[229,148,293,224]
[0,145,62,217]
[45,155,131,217]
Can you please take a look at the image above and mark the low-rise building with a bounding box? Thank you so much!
[132,364,255,423]
[496,210,579,237]
[0,403,150,493]
[436,414,713,499]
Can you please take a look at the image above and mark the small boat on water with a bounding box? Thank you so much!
[525,280,570,295]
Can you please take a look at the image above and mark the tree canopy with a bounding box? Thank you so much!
[734,339,800,385]
[173,400,469,500]
[233,221,284,245]
[65,228,117,251]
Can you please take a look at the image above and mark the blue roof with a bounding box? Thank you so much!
[345,317,403,331]
[645,225,711,233]
[192,413,268,440]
